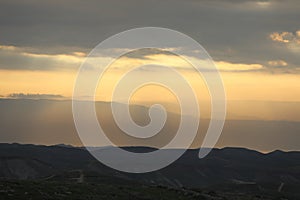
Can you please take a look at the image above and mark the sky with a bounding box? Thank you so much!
[0,0,299,101]
[0,0,299,151]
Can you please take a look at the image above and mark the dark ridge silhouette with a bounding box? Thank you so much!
[0,143,299,199]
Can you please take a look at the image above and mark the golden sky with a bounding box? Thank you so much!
[1,47,300,124]
[0,48,299,102]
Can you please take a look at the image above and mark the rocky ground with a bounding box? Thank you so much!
[0,179,293,200]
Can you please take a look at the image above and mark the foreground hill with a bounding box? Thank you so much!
[0,143,299,199]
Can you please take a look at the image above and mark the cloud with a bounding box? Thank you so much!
[270,31,300,44]
[0,44,84,70]
[270,30,300,53]
[6,93,65,100]
[0,0,299,72]
[123,48,177,60]
[0,43,295,74]
[215,61,264,72]
[268,60,288,67]
[121,52,265,72]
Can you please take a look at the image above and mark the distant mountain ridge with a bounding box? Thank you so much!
[1,99,300,151]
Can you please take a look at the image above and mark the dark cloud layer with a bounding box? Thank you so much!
[0,0,299,71]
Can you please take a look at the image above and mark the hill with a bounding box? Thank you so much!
[0,143,299,199]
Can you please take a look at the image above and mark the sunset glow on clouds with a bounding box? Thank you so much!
[1,44,300,104]
[0,0,299,115]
